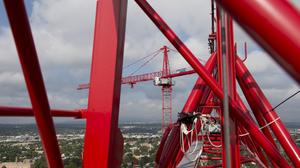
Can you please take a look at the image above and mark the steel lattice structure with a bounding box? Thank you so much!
[1,0,300,167]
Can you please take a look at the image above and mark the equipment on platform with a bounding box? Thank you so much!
[153,77,174,86]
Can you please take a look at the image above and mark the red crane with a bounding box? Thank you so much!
[79,45,197,132]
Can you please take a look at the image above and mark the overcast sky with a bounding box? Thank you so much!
[0,0,299,124]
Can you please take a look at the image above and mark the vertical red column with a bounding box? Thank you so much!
[161,86,172,132]
[161,46,172,132]
[216,6,239,167]
[4,1,63,167]
[83,0,127,167]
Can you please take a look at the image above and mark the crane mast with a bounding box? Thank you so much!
[160,46,173,132]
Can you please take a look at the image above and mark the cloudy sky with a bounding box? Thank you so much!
[0,0,299,124]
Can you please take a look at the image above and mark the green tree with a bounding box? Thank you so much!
[33,156,47,168]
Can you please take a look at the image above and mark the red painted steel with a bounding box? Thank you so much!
[161,46,173,132]
[215,0,300,84]
[78,71,162,89]
[162,46,170,78]
[83,0,127,167]
[158,54,216,167]
[216,7,239,167]
[79,69,196,90]
[135,0,290,166]
[225,14,240,168]
[0,106,83,118]
[164,69,195,78]
[79,69,197,90]
[162,86,172,132]
[155,124,172,164]
[236,96,273,168]
[158,125,180,167]
[122,71,162,84]
[236,58,300,167]
[3,1,63,167]
[182,53,216,113]
[237,79,280,167]
[172,57,217,167]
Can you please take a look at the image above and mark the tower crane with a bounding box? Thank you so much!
[78,45,198,132]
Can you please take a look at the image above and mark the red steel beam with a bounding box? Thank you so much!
[237,89,284,168]
[79,69,196,90]
[236,57,300,167]
[135,0,290,166]
[216,7,239,167]
[173,88,215,167]
[237,86,280,168]
[173,75,216,166]
[158,87,214,167]
[83,0,127,167]
[215,0,300,84]
[182,53,216,113]
[203,149,222,155]
[158,125,180,167]
[239,89,278,148]
[161,55,216,167]
[236,96,273,167]
[164,69,195,78]
[155,124,173,164]
[0,106,83,118]
[3,0,63,167]
[78,69,196,90]
[122,71,162,84]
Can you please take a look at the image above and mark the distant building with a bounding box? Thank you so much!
[0,159,33,168]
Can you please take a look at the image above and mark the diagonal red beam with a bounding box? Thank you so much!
[236,95,274,168]
[215,0,300,84]
[155,124,173,165]
[182,53,216,113]
[3,0,63,167]
[0,106,84,118]
[173,59,217,167]
[236,57,300,167]
[83,0,128,167]
[156,54,216,167]
[134,0,289,166]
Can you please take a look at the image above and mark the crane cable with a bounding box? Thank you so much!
[123,49,162,69]
[239,90,300,137]
[167,46,206,63]
[129,50,162,76]
[271,90,300,111]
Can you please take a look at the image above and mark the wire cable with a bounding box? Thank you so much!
[240,90,299,137]
[129,50,162,76]
[271,90,300,111]
[239,117,281,137]
[123,49,161,69]
[167,46,206,63]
